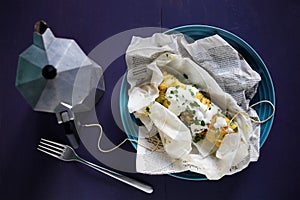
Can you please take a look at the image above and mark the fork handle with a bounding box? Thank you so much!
[76,158,153,194]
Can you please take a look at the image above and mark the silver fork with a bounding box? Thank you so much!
[37,138,153,194]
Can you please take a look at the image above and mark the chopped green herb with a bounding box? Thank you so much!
[233,126,238,132]
[192,138,199,143]
[230,119,235,126]
[194,117,200,125]
[189,101,200,108]
[201,120,205,126]
[188,89,195,96]
[145,106,150,113]
[156,98,164,104]
[193,132,206,143]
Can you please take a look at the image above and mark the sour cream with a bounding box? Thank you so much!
[214,117,227,129]
[165,85,220,124]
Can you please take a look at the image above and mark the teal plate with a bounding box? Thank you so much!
[120,25,275,181]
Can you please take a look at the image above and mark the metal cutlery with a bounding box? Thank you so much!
[37,138,153,194]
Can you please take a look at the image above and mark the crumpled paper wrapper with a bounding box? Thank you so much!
[125,33,261,180]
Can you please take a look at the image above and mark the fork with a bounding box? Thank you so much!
[37,138,153,194]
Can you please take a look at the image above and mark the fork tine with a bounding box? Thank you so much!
[38,143,63,155]
[41,138,66,148]
[37,147,61,159]
[39,141,64,152]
